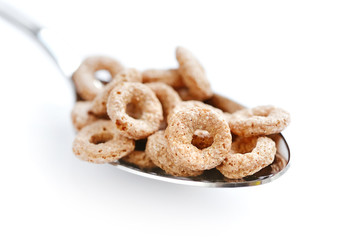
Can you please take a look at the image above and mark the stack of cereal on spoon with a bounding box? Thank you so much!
[71,47,290,179]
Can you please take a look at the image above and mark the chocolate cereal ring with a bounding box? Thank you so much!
[142,69,184,88]
[71,101,98,131]
[122,151,156,169]
[176,47,213,100]
[72,120,135,163]
[229,105,291,137]
[217,136,276,179]
[72,56,124,100]
[90,68,142,116]
[165,105,231,171]
[107,82,163,139]
[146,131,203,177]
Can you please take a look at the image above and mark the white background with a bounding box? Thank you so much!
[0,0,360,239]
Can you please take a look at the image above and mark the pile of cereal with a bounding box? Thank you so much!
[71,47,290,179]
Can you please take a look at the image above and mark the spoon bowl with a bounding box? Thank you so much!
[112,129,290,187]
[0,2,291,187]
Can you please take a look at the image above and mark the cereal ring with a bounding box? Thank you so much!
[175,87,192,101]
[167,100,223,123]
[229,105,291,137]
[121,151,157,169]
[176,47,213,100]
[170,97,236,124]
[107,82,163,139]
[72,120,135,163]
[145,82,182,125]
[146,131,203,177]
[205,94,245,113]
[72,56,124,100]
[252,152,287,177]
[165,105,231,171]
[120,68,143,83]
[90,68,142,116]
[216,136,276,179]
[222,112,233,123]
[142,69,184,88]
[175,87,205,101]
[71,101,98,131]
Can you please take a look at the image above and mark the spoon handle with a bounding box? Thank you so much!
[0,1,41,36]
[0,2,80,78]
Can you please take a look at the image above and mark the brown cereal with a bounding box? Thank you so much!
[142,69,184,88]
[176,47,213,100]
[175,87,205,101]
[90,68,142,116]
[253,152,287,177]
[229,105,290,137]
[70,47,291,181]
[217,136,276,179]
[165,105,232,171]
[120,68,143,83]
[205,94,245,123]
[167,100,223,123]
[72,120,135,163]
[145,82,182,126]
[71,101,98,131]
[72,56,124,100]
[175,87,192,101]
[122,151,157,169]
[146,131,203,177]
[107,82,163,140]
[205,94,245,113]
[222,112,233,123]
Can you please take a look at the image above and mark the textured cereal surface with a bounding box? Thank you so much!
[175,87,208,101]
[122,151,157,169]
[146,131,203,177]
[229,105,291,137]
[217,136,276,179]
[72,56,124,100]
[91,68,142,116]
[165,105,232,171]
[72,120,135,163]
[71,49,291,179]
[176,47,213,100]
[205,94,245,113]
[142,69,184,88]
[145,82,181,126]
[107,82,163,140]
[71,101,98,131]
[167,100,223,123]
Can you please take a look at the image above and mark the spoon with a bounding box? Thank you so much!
[0,2,290,187]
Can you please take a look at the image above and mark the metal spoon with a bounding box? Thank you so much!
[0,2,290,187]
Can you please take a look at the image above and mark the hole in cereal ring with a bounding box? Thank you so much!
[235,137,258,154]
[135,139,147,151]
[94,69,112,84]
[90,132,113,145]
[191,129,214,150]
[126,102,143,119]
